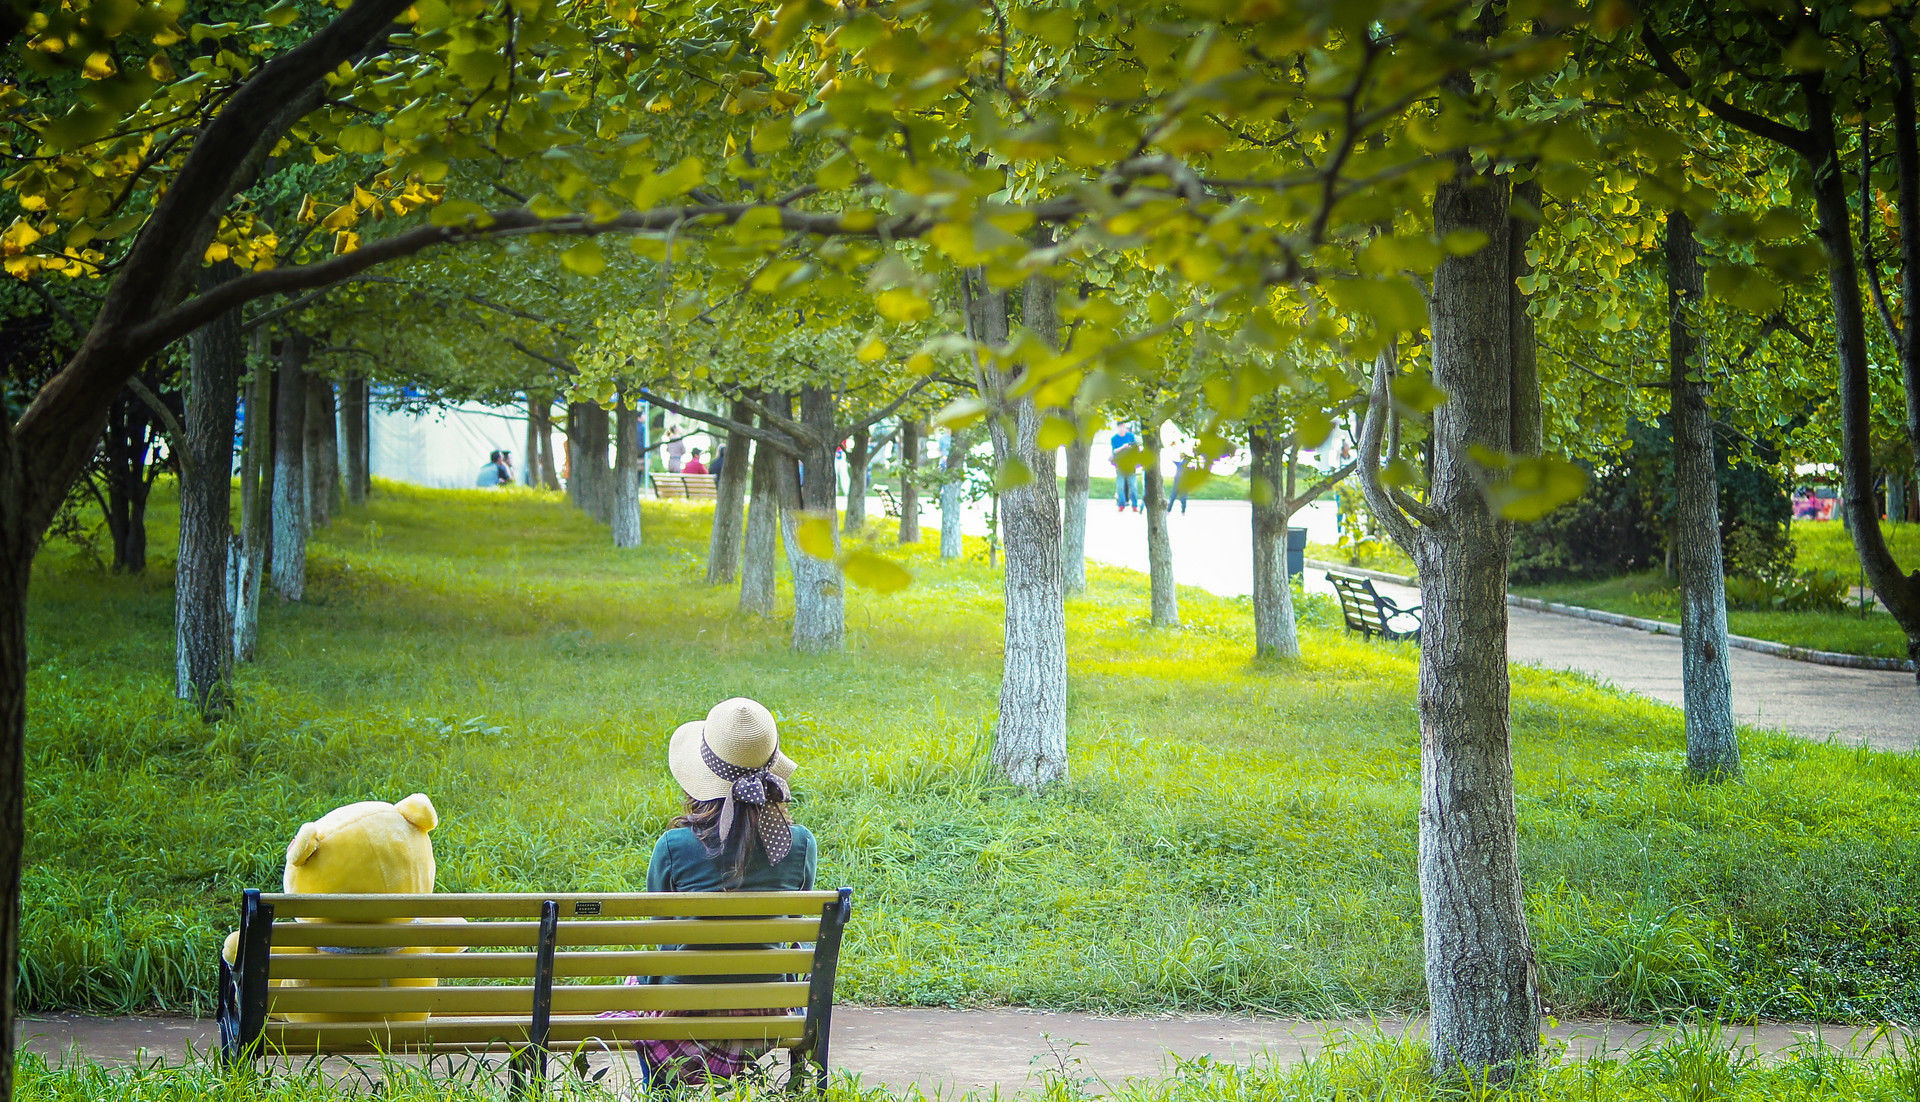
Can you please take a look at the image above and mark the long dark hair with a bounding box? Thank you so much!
[673,798,754,886]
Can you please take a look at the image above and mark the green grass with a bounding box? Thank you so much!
[1511,573,1910,660]
[1794,519,1920,581]
[1304,539,1417,576]
[17,1026,1920,1101]
[21,481,1920,1024]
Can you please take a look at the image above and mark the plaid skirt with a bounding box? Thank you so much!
[601,976,777,1086]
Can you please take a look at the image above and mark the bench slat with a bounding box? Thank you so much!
[267,948,816,981]
[262,892,840,920]
[271,917,821,949]
[264,1013,808,1052]
[267,980,807,1016]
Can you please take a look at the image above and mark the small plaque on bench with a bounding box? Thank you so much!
[573,900,601,916]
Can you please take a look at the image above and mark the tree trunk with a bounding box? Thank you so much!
[234,332,273,664]
[340,373,368,505]
[1804,83,1920,681]
[791,386,844,652]
[1141,421,1179,626]
[580,402,613,523]
[1892,474,1909,524]
[176,267,241,717]
[741,414,781,616]
[843,427,869,533]
[611,401,641,548]
[1407,167,1539,1079]
[532,397,560,490]
[1249,426,1299,659]
[270,334,309,602]
[1061,426,1091,593]
[706,399,752,584]
[940,427,967,559]
[305,373,334,529]
[984,266,1069,791]
[100,389,156,574]
[1666,209,1740,779]
[898,420,922,544]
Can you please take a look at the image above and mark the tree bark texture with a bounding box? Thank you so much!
[304,374,334,529]
[1409,168,1540,1078]
[982,267,1070,791]
[1803,82,1920,683]
[611,402,642,548]
[1249,426,1299,659]
[1666,210,1740,779]
[1061,427,1092,593]
[1141,421,1179,627]
[706,399,752,584]
[843,427,869,533]
[340,373,368,505]
[940,427,967,559]
[530,396,561,490]
[565,401,613,522]
[175,270,242,716]
[741,414,781,617]
[898,420,922,544]
[234,336,273,664]
[270,335,309,602]
[791,385,845,652]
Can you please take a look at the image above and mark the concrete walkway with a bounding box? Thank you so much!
[15,1010,1906,1094]
[1044,498,1920,753]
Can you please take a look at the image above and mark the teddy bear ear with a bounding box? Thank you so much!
[395,793,438,833]
[287,822,323,867]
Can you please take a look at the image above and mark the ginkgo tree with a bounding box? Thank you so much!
[0,0,1677,1092]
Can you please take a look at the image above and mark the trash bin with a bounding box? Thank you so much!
[1287,526,1308,578]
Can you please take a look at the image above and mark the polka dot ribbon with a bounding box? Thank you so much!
[700,740,794,864]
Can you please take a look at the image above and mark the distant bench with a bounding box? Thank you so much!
[218,888,853,1097]
[1325,571,1422,643]
[652,473,719,500]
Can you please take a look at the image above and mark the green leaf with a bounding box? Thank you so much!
[1486,455,1589,522]
[934,396,990,430]
[560,240,606,277]
[1390,375,1448,415]
[428,200,493,228]
[993,459,1034,491]
[875,286,931,323]
[841,550,910,593]
[337,125,384,155]
[1037,416,1077,450]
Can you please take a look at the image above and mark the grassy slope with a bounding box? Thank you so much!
[1513,573,1908,660]
[21,483,1920,1023]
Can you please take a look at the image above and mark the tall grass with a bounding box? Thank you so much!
[21,481,1920,1021]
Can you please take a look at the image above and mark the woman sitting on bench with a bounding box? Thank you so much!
[620,698,817,1086]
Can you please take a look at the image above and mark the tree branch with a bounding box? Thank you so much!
[1638,23,1813,154]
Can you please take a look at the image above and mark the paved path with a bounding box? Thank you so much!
[15,1011,1903,1094]
[928,497,1920,752]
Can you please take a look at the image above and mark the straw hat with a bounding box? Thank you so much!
[668,698,798,801]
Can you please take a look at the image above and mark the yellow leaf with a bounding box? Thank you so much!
[1,220,43,257]
[82,52,115,79]
[857,336,887,363]
[796,515,836,560]
[147,53,176,81]
[1037,416,1076,450]
[332,231,359,254]
[297,194,317,223]
[875,286,930,323]
[561,240,607,276]
[203,241,230,262]
[841,550,910,593]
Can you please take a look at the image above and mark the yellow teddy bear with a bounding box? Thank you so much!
[224,793,463,1023]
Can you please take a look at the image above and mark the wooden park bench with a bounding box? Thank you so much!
[1325,571,1422,643]
[218,888,853,1097]
[651,473,720,500]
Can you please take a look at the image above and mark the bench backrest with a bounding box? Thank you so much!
[652,474,720,500]
[1326,573,1391,637]
[224,889,850,1067]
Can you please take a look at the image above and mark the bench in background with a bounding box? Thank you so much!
[1325,571,1422,643]
[218,888,852,1097]
[651,473,720,500]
